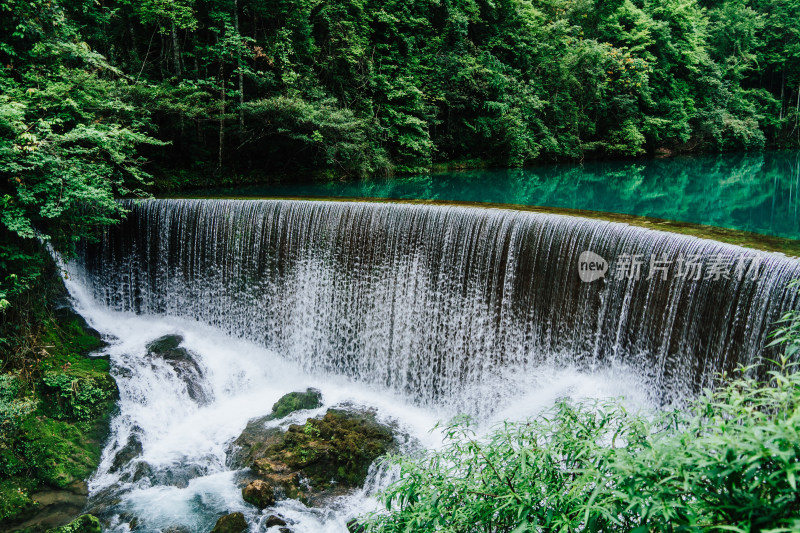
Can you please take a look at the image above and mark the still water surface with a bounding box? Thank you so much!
[193,151,800,240]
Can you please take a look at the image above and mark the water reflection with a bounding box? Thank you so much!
[192,151,800,240]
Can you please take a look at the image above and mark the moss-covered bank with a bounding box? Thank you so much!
[0,262,118,530]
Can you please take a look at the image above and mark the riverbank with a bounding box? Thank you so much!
[0,260,118,531]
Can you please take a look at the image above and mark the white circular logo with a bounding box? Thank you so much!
[578,251,608,282]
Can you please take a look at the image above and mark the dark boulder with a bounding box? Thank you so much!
[146,335,212,404]
[110,433,143,473]
[210,512,247,533]
[265,515,287,527]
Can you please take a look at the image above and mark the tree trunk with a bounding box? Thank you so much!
[795,83,800,133]
[128,20,140,64]
[234,0,244,130]
[218,46,226,176]
[171,23,182,77]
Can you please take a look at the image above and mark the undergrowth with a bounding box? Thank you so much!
[363,309,800,532]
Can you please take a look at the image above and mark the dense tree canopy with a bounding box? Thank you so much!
[2,0,798,185]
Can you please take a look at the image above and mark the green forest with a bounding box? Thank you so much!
[3,0,800,186]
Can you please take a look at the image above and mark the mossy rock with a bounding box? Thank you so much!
[39,368,118,423]
[14,417,106,489]
[228,389,322,467]
[273,409,393,488]
[45,514,101,533]
[0,283,117,529]
[265,515,287,527]
[269,389,322,420]
[52,304,105,346]
[233,408,394,506]
[0,478,37,524]
[210,512,248,533]
[146,334,184,354]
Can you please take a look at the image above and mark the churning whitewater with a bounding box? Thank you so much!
[62,199,800,532]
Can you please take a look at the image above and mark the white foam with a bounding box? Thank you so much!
[64,273,651,532]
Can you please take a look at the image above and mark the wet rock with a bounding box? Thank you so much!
[45,514,101,533]
[210,512,248,533]
[3,489,89,532]
[146,335,212,404]
[163,527,192,533]
[269,389,322,420]
[153,462,210,488]
[271,409,394,488]
[242,479,275,509]
[278,529,292,533]
[146,334,183,354]
[66,481,89,497]
[230,389,324,465]
[53,301,106,346]
[265,515,287,527]
[229,421,283,468]
[129,460,154,483]
[110,433,143,472]
[231,408,394,506]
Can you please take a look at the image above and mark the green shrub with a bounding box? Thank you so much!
[40,369,117,422]
[46,514,102,533]
[363,362,800,533]
[0,374,35,431]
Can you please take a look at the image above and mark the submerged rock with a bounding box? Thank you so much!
[242,479,275,509]
[210,512,248,533]
[231,408,394,506]
[265,515,287,527]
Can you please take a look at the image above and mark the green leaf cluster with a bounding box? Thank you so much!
[364,360,800,532]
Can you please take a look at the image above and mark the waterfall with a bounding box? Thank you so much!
[73,199,800,409]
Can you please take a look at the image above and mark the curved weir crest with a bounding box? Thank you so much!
[71,199,800,412]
